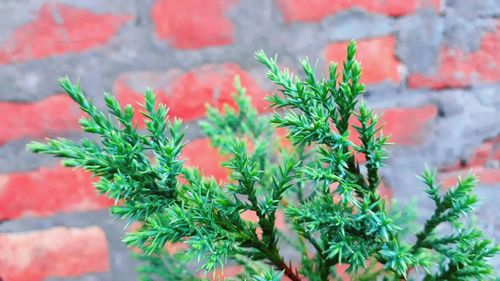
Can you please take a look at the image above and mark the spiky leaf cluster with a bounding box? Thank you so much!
[28,41,498,280]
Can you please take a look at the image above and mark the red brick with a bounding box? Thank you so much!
[470,167,500,185]
[441,137,499,172]
[151,0,236,49]
[441,167,500,188]
[0,165,111,220]
[278,0,440,23]
[378,181,393,200]
[0,3,131,64]
[0,226,109,281]
[440,137,500,187]
[494,149,500,161]
[0,95,82,145]
[468,139,497,167]
[275,210,288,232]
[348,105,437,146]
[335,264,351,281]
[114,64,267,125]
[324,36,401,85]
[182,138,229,182]
[409,21,500,89]
[379,105,438,145]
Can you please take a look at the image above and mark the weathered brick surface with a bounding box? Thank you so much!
[0,165,111,220]
[0,0,499,279]
[277,0,440,23]
[114,64,267,125]
[380,105,438,145]
[0,3,131,64]
[409,20,500,89]
[182,138,229,181]
[324,36,401,85]
[151,0,236,49]
[0,95,81,145]
[440,137,500,187]
[0,226,109,281]
[349,105,437,148]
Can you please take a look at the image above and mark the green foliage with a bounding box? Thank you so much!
[28,41,498,280]
[135,251,199,281]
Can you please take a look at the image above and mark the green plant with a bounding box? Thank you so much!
[28,41,498,281]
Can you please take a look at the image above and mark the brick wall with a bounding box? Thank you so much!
[0,1,499,280]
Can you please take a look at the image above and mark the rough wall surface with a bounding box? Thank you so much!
[0,0,499,280]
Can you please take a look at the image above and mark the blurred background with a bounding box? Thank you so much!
[0,0,498,280]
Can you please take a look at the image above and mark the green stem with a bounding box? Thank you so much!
[251,240,302,281]
[412,213,442,253]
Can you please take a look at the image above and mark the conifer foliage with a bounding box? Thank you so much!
[28,41,498,280]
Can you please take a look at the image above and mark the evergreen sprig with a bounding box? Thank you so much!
[28,41,498,280]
